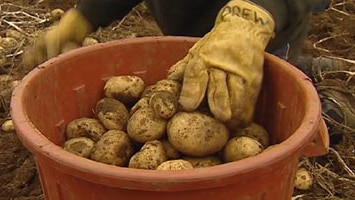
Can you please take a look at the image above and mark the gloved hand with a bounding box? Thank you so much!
[22,9,92,70]
[168,0,275,128]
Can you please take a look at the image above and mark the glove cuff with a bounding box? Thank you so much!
[57,9,93,44]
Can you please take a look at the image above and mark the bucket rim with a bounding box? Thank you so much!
[11,36,322,191]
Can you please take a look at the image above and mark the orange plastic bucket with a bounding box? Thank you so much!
[11,36,329,200]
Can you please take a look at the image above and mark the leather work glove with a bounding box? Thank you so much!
[168,0,275,128]
[22,9,92,70]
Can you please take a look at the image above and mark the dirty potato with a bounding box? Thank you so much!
[156,159,193,170]
[5,30,24,41]
[66,117,106,142]
[95,98,129,131]
[82,37,99,46]
[167,112,229,157]
[127,107,167,143]
[161,139,181,159]
[233,122,270,147]
[154,79,181,98]
[149,91,178,119]
[104,75,145,105]
[140,85,156,98]
[1,119,14,132]
[63,137,95,158]
[0,37,18,50]
[130,97,150,116]
[46,8,65,22]
[90,130,134,166]
[294,167,313,190]
[128,140,167,170]
[223,136,264,163]
[183,156,222,168]
[0,47,6,67]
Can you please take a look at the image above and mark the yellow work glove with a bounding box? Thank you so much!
[168,0,275,128]
[22,9,92,70]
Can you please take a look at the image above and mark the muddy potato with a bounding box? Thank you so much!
[0,37,17,48]
[63,137,94,158]
[0,74,14,91]
[167,112,229,157]
[294,167,313,190]
[233,122,270,147]
[140,85,156,98]
[150,91,178,119]
[223,136,263,163]
[66,117,106,142]
[156,159,193,170]
[130,97,149,115]
[127,107,167,143]
[0,47,6,67]
[128,140,167,169]
[0,37,18,51]
[154,79,181,98]
[183,156,222,168]
[82,37,99,46]
[1,119,14,132]
[6,30,24,41]
[47,8,65,21]
[104,75,145,105]
[90,130,134,166]
[161,139,181,159]
[95,98,129,131]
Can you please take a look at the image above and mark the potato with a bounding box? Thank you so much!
[82,37,99,46]
[104,75,145,105]
[128,140,167,169]
[182,156,222,168]
[233,122,270,147]
[127,107,167,143]
[294,167,313,190]
[156,159,193,170]
[140,85,155,98]
[167,112,229,157]
[6,30,24,41]
[0,37,18,50]
[161,139,181,159]
[66,117,106,142]
[95,98,129,131]
[149,91,178,119]
[90,130,134,166]
[153,79,181,98]
[63,137,94,158]
[1,119,14,132]
[48,8,65,21]
[130,97,149,115]
[0,47,6,67]
[0,74,13,91]
[0,79,19,103]
[223,136,263,163]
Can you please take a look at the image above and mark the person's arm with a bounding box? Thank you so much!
[77,0,142,30]
[22,0,142,70]
[261,0,326,63]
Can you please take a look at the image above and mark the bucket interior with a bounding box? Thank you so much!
[18,37,312,153]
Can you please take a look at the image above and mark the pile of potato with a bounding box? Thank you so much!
[63,75,271,170]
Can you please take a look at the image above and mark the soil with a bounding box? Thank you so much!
[0,0,354,200]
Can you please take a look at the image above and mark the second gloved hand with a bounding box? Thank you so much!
[22,9,92,70]
[168,0,275,128]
